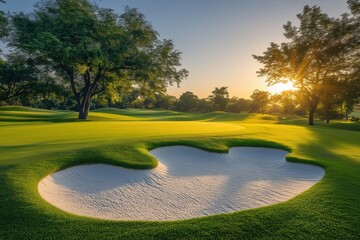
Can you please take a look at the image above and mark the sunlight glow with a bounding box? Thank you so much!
[268,82,296,94]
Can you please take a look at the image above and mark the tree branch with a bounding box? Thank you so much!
[67,68,80,105]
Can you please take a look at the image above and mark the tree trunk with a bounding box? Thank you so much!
[78,95,91,120]
[324,109,331,124]
[309,102,317,126]
[308,94,319,126]
[325,116,330,124]
[66,68,103,120]
[308,108,315,126]
[345,111,349,120]
[78,84,94,120]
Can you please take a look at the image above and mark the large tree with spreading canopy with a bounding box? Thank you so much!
[7,0,188,119]
[253,5,355,125]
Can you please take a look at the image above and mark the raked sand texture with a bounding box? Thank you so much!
[38,146,325,221]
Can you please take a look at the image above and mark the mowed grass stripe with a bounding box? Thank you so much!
[0,106,360,239]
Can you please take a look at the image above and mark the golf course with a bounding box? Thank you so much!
[1,0,360,238]
[1,106,360,239]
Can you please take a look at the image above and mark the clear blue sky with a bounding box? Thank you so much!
[1,0,349,98]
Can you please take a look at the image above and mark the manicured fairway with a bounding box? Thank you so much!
[1,106,360,239]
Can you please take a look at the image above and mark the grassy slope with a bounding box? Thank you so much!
[1,107,360,239]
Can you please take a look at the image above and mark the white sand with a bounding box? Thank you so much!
[38,146,324,221]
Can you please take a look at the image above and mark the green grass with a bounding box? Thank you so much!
[1,106,360,239]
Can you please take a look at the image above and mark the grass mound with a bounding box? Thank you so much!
[0,106,53,112]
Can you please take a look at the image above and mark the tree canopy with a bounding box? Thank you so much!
[250,89,270,115]
[176,91,199,112]
[208,86,230,111]
[253,5,357,125]
[0,54,37,103]
[7,0,188,119]
[0,0,8,39]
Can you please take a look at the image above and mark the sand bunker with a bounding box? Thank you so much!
[38,146,324,221]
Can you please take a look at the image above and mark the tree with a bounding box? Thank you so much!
[32,74,72,110]
[195,98,214,113]
[267,91,297,115]
[318,78,344,123]
[348,0,360,15]
[176,91,199,112]
[209,86,230,111]
[341,80,360,120]
[9,0,188,119]
[250,89,270,115]
[345,0,360,118]
[268,94,282,114]
[281,90,297,115]
[154,94,177,109]
[253,6,353,125]
[0,54,37,103]
[125,89,142,108]
[226,97,251,113]
[0,0,8,40]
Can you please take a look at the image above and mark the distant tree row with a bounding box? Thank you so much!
[166,88,315,117]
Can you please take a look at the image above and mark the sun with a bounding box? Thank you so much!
[268,82,296,94]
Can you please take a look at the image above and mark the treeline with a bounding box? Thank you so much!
[115,86,357,123]
[2,73,355,124]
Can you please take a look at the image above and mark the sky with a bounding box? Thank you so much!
[0,0,350,98]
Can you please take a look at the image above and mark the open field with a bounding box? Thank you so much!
[1,106,360,239]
